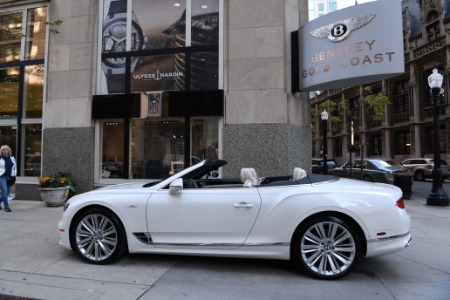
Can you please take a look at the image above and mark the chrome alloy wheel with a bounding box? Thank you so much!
[300,220,357,277]
[75,213,118,262]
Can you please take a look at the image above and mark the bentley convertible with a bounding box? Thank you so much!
[58,159,411,280]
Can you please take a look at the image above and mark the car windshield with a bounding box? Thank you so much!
[371,160,400,169]
[430,160,448,165]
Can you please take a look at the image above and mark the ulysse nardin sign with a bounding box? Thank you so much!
[295,0,404,91]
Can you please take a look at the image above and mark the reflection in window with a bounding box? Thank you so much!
[131,119,185,179]
[0,11,22,63]
[24,65,44,118]
[0,127,16,155]
[0,67,19,118]
[25,7,47,60]
[192,118,219,161]
[191,0,219,46]
[101,121,124,179]
[23,124,42,176]
[133,0,186,50]
[191,51,218,90]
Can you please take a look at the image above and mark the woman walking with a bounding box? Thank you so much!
[0,145,16,212]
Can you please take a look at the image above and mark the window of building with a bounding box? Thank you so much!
[97,0,222,181]
[426,11,440,42]
[395,131,410,155]
[395,81,409,113]
[0,6,46,177]
[333,137,342,157]
[369,134,382,156]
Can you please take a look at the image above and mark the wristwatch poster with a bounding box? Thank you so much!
[102,0,147,93]
[101,0,220,93]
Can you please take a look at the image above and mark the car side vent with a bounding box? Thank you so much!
[133,232,153,244]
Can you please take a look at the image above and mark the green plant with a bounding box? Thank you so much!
[38,172,76,194]
[46,19,63,34]
[363,86,391,121]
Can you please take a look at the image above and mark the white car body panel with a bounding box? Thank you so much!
[147,187,261,248]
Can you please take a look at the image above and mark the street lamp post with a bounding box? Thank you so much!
[321,109,329,175]
[426,68,449,206]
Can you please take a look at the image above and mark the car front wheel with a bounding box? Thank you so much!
[292,216,361,280]
[70,208,127,264]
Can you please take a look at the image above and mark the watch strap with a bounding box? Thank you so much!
[108,0,127,17]
[106,74,125,93]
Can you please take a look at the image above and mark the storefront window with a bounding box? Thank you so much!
[0,67,19,118]
[25,7,47,60]
[23,124,41,176]
[101,121,125,178]
[0,127,16,153]
[98,0,222,181]
[131,119,185,179]
[0,11,22,63]
[192,118,218,161]
[24,64,44,118]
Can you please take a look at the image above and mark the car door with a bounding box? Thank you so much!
[146,184,262,249]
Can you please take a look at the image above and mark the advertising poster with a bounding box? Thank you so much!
[101,0,219,94]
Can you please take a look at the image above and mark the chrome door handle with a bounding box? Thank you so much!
[234,202,254,208]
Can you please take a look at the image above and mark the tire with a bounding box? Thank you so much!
[363,175,373,182]
[414,171,425,181]
[70,207,127,264]
[292,216,361,280]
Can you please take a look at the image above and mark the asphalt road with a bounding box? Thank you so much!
[411,179,450,199]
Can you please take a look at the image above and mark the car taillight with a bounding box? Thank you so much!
[385,172,392,179]
[427,165,433,169]
[396,199,405,209]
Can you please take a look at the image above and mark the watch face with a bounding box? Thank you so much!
[102,17,145,68]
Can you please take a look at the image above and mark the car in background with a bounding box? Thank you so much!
[311,158,338,173]
[329,158,412,184]
[400,158,450,181]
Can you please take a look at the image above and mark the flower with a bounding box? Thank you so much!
[38,172,75,193]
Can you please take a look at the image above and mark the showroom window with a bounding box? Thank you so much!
[97,0,222,181]
[0,6,47,176]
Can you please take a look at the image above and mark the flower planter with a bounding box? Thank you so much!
[39,186,70,207]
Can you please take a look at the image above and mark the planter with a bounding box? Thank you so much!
[39,186,70,207]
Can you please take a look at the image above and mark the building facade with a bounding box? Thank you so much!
[0,0,312,200]
[311,0,450,166]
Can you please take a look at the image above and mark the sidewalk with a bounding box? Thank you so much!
[0,198,449,300]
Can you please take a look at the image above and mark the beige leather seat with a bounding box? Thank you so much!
[293,167,307,180]
[240,168,259,186]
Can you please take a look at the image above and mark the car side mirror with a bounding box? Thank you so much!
[169,178,183,195]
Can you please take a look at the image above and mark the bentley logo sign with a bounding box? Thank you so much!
[294,0,404,91]
[311,14,375,42]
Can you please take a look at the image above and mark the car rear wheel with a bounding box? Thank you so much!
[70,207,126,264]
[414,171,425,181]
[292,216,361,280]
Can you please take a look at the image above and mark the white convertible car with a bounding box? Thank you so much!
[58,159,411,280]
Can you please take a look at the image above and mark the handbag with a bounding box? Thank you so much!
[7,176,16,186]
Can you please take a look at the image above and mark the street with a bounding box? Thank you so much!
[410,179,450,199]
[0,180,449,300]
